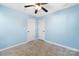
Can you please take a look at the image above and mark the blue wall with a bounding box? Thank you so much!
[1,4,79,50]
[0,5,29,49]
[45,4,79,49]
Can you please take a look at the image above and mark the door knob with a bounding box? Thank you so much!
[27,31,30,32]
[43,30,45,32]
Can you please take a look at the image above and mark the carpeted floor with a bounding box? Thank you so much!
[0,39,79,56]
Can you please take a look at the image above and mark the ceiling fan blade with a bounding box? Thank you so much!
[41,7,48,12]
[41,3,48,5]
[35,9,38,14]
[24,5,34,8]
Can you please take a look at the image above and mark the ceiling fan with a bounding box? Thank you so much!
[24,3,48,14]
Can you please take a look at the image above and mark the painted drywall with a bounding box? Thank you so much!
[1,3,79,50]
[0,5,30,49]
[44,4,79,49]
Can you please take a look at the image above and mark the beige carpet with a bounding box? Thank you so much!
[0,39,79,56]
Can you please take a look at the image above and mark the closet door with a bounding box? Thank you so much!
[26,18,35,42]
[38,19,45,40]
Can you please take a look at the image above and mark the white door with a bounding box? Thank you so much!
[26,18,35,42]
[38,18,45,40]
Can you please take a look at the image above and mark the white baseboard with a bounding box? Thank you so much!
[44,39,79,52]
[0,41,29,52]
[0,39,79,53]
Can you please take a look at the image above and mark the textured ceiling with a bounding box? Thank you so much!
[1,3,77,17]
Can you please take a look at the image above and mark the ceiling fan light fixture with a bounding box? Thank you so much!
[35,5,41,10]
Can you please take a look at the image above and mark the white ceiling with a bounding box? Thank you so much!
[1,3,77,17]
